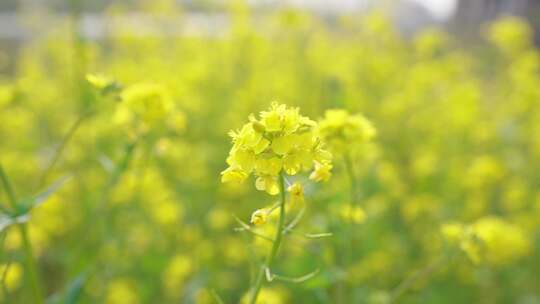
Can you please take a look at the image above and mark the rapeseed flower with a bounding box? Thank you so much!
[221,102,332,195]
[318,109,376,154]
[287,182,304,204]
[441,217,531,265]
[250,209,269,226]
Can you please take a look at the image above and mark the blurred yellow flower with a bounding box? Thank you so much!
[318,109,376,154]
[241,287,287,304]
[106,279,140,304]
[0,263,23,292]
[86,73,113,90]
[162,254,194,297]
[309,161,333,182]
[441,217,531,265]
[340,205,367,224]
[487,17,533,55]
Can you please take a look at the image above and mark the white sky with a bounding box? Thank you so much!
[406,0,458,20]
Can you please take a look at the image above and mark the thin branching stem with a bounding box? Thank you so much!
[0,164,44,304]
[249,172,287,304]
[341,151,359,302]
[282,206,305,235]
[265,267,320,283]
[233,215,274,242]
[35,112,90,190]
[0,166,18,211]
[344,152,358,211]
[210,289,226,304]
[389,254,449,302]
[1,260,11,302]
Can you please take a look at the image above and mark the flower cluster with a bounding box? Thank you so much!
[113,82,185,135]
[487,17,532,55]
[318,109,376,154]
[221,102,332,195]
[441,216,531,265]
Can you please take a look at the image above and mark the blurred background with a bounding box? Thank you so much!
[2,0,540,76]
[1,0,540,303]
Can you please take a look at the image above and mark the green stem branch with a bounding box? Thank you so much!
[36,112,90,190]
[390,254,448,302]
[0,164,44,304]
[344,152,358,210]
[342,152,358,302]
[249,173,287,304]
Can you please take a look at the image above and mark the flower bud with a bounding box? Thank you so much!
[250,209,268,226]
[251,121,266,133]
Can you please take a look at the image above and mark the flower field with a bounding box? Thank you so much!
[1,2,540,303]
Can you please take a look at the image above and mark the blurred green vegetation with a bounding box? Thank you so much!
[1,1,540,303]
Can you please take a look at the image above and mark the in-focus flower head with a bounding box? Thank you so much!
[318,109,376,154]
[221,102,333,195]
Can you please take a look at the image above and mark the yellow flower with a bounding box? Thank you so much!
[0,85,14,107]
[117,82,174,126]
[487,17,532,55]
[221,102,333,195]
[0,263,23,292]
[162,255,194,297]
[340,205,367,224]
[441,222,465,244]
[86,73,112,90]
[106,279,140,304]
[318,109,376,154]
[241,287,287,304]
[472,217,531,265]
[255,175,280,195]
[287,182,304,204]
[309,162,333,182]
[251,209,269,226]
[441,217,531,266]
[261,107,282,132]
[220,166,248,184]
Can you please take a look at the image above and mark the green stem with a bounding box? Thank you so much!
[0,165,18,211]
[0,164,44,304]
[389,254,448,302]
[249,173,287,304]
[342,152,358,302]
[343,152,358,211]
[35,112,90,190]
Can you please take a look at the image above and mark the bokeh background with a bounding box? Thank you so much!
[1,0,540,303]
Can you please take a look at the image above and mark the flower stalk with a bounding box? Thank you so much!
[249,172,287,304]
[0,164,44,304]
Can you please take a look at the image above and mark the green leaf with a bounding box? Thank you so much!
[45,272,86,304]
[63,273,86,304]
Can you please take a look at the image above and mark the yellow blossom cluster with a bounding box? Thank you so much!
[318,109,376,154]
[441,216,531,266]
[221,102,333,195]
[115,83,177,130]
